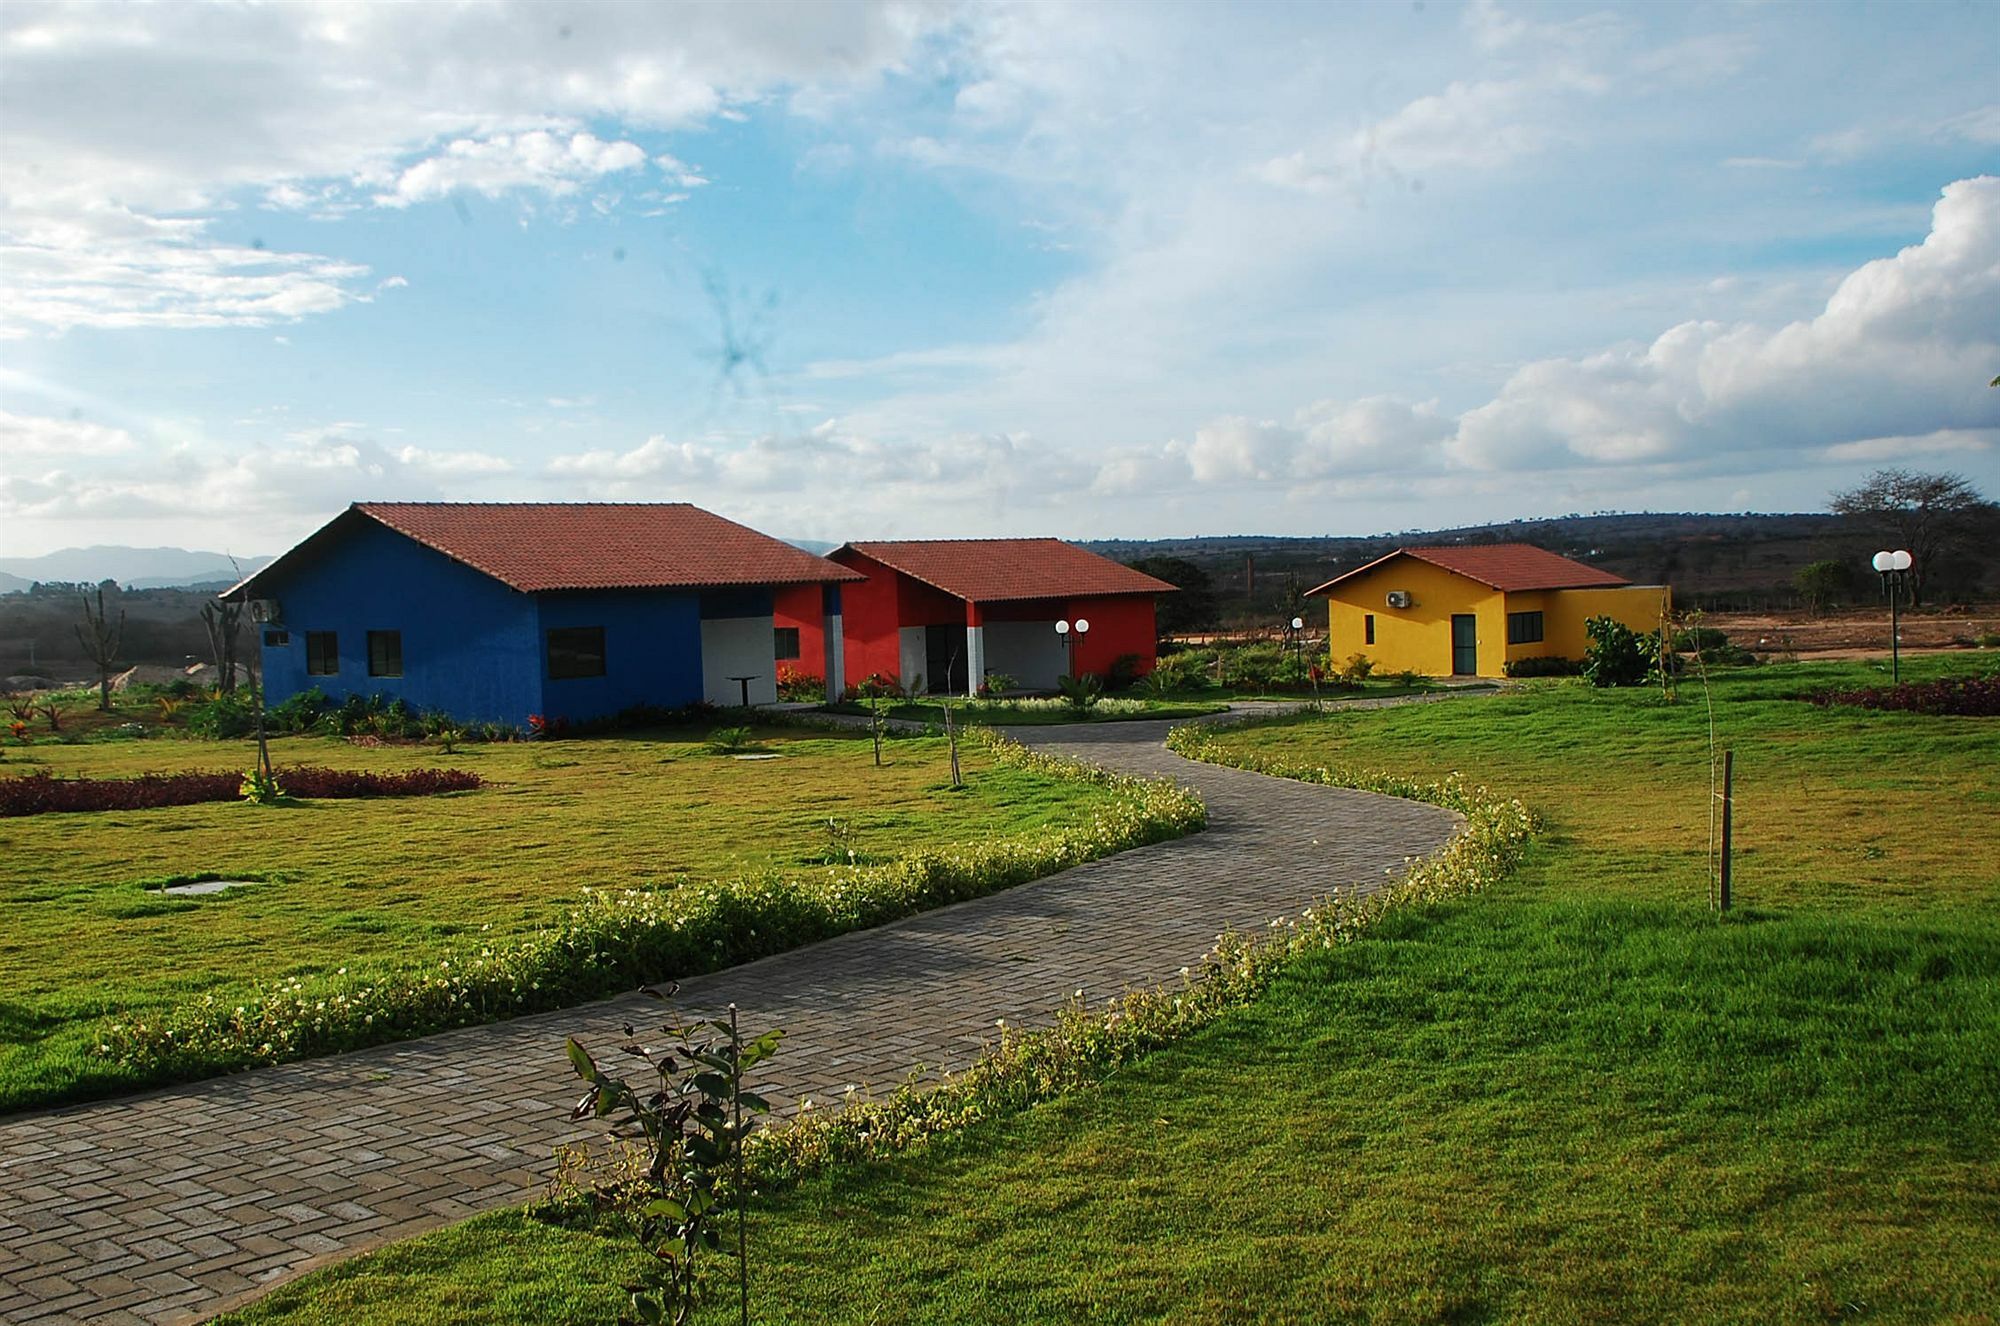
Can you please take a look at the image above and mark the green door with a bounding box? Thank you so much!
[1451,614,1478,676]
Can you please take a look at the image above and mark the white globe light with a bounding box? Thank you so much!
[1891,550,1913,571]
[1291,616,1304,630]
[1872,551,1893,572]
[1054,620,1070,635]
[1074,618,1090,633]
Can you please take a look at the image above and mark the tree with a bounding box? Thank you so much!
[75,582,125,711]
[201,599,244,694]
[1126,557,1217,636]
[1793,559,1855,616]
[1830,468,1992,606]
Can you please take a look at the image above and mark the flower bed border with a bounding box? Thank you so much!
[94,733,1205,1102]
[0,766,482,817]
[724,720,1534,1190]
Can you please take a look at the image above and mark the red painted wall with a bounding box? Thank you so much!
[826,549,906,688]
[770,583,827,683]
[1067,594,1158,679]
[824,549,1161,691]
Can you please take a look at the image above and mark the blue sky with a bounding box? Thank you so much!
[1,0,1996,558]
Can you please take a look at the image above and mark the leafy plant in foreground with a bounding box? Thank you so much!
[568,998,781,1326]
[239,767,286,805]
[1057,671,1103,715]
[1583,615,1658,688]
[703,726,758,755]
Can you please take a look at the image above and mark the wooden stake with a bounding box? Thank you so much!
[1718,748,1733,912]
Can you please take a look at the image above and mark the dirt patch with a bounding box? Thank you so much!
[1702,604,2000,656]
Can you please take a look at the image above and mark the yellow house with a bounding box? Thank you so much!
[1305,543,1670,679]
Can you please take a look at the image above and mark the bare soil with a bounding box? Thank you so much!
[1704,603,2000,657]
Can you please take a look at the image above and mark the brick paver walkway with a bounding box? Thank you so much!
[0,707,1462,1325]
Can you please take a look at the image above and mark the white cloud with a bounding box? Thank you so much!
[0,410,139,459]
[0,418,514,523]
[0,203,370,337]
[376,131,649,207]
[1444,176,2000,471]
[394,445,514,476]
[0,1,946,335]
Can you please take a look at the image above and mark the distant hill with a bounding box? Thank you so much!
[1085,510,1999,624]
[0,546,273,591]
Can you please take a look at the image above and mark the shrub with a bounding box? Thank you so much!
[1104,653,1145,693]
[1807,673,2000,717]
[775,665,824,703]
[1330,652,1375,688]
[1224,644,1284,690]
[1057,672,1104,714]
[1144,652,1215,695]
[0,765,482,817]
[185,693,256,738]
[99,736,1205,1085]
[704,726,759,755]
[1503,656,1583,678]
[1583,616,1658,688]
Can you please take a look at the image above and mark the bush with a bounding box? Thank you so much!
[1145,652,1216,695]
[1104,653,1145,693]
[775,665,824,703]
[1504,656,1583,678]
[0,765,482,817]
[1583,617,1658,688]
[1807,674,2000,717]
[100,735,1206,1084]
[267,687,332,734]
[184,693,256,738]
[1224,644,1285,690]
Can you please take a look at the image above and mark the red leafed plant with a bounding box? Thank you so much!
[0,766,483,817]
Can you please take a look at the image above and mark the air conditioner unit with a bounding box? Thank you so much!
[1385,591,1412,609]
[248,599,281,624]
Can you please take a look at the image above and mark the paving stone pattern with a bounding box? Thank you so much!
[0,709,1460,1325]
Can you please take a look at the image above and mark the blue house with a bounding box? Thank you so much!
[225,502,860,725]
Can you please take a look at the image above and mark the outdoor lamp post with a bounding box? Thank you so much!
[1289,615,1305,669]
[1871,548,1913,683]
[1054,617,1090,678]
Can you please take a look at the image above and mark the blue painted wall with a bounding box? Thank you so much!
[535,590,704,722]
[253,515,765,727]
[258,518,543,725]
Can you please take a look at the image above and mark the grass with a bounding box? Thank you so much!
[833,696,1229,726]
[201,654,2000,1322]
[823,677,1460,726]
[0,723,1130,1113]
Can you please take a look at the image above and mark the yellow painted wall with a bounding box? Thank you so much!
[1320,556,1505,677]
[1517,585,1671,667]
[1321,558,1673,678]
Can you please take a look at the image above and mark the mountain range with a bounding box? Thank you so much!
[0,546,276,593]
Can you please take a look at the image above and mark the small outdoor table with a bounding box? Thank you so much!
[726,675,759,706]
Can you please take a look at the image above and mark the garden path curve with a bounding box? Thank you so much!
[0,700,1464,1325]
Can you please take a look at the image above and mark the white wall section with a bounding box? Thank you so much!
[700,615,777,706]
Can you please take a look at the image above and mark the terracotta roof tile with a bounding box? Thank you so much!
[236,503,861,596]
[839,539,1178,603]
[1307,543,1630,595]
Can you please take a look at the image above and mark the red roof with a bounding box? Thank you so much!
[1306,543,1630,596]
[837,539,1177,603]
[232,503,861,596]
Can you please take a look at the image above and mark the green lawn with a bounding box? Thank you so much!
[206,655,2000,1322]
[837,696,1229,726]
[0,724,1128,1112]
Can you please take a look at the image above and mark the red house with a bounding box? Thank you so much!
[780,539,1175,696]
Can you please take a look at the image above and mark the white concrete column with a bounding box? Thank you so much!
[965,623,986,697]
[822,609,846,702]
